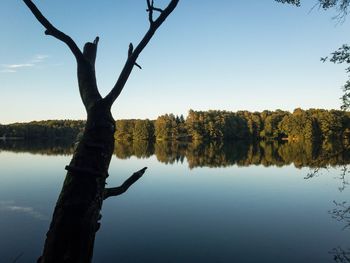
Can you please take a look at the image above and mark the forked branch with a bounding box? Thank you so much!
[23,0,102,109]
[22,0,84,62]
[103,167,147,199]
[104,0,179,107]
[147,0,164,24]
[23,0,179,110]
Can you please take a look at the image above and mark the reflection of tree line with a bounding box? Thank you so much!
[115,140,350,169]
[115,139,350,261]
[2,139,350,169]
[0,139,75,155]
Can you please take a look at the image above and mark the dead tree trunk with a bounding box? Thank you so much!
[22,1,179,262]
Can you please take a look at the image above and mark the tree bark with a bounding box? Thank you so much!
[37,98,148,263]
[37,101,114,263]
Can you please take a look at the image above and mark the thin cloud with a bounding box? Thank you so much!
[1,54,49,73]
[4,63,35,69]
[31,54,49,63]
[0,69,16,73]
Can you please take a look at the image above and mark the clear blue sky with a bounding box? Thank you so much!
[0,0,349,124]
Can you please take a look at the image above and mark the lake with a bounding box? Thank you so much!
[0,140,349,262]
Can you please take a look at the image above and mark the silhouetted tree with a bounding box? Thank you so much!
[22,0,179,262]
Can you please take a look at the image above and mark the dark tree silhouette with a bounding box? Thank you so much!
[22,0,179,262]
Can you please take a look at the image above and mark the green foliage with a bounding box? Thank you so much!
[0,120,85,140]
[115,119,155,141]
[258,110,290,138]
[3,109,350,143]
[133,119,154,141]
[186,110,249,141]
[115,120,136,141]
[154,114,186,141]
[279,108,315,140]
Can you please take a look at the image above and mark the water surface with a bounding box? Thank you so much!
[0,140,349,262]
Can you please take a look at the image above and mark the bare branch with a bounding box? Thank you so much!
[135,62,142,69]
[23,0,102,109]
[104,0,179,107]
[147,7,164,13]
[103,167,147,199]
[128,43,134,57]
[147,0,154,24]
[147,0,164,24]
[79,36,103,109]
[83,37,100,66]
[22,0,84,62]
[128,43,142,69]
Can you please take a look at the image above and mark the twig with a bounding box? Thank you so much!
[104,0,179,107]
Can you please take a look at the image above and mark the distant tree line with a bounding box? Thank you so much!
[2,109,350,142]
[116,108,350,142]
[0,120,85,139]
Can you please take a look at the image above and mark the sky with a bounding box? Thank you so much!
[1,0,350,124]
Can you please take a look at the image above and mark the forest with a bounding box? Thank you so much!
[0,120,85,140]
[2,108,350,143]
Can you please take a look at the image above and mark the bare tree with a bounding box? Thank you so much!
[22,0,179,262]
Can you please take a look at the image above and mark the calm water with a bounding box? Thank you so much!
[0,140,349,262]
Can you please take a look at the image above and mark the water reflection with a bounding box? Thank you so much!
[115,140,350,169]
[1,139,350,262]
[307,165,350,262]
[36,166,146,262]
[0,200,48,221]
[2,139,350,169]
[329,200,350,230]
[0,138,74,155]
[329,247,350,262]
